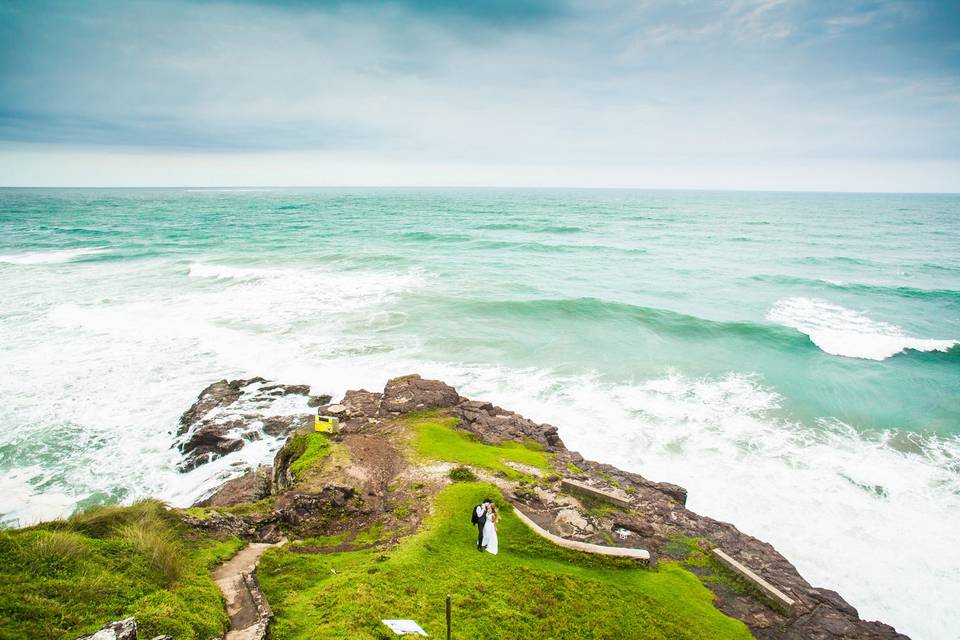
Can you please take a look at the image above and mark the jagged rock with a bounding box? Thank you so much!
[379,374,459,415]
[75,617,137,640]
[454,400,566,451]
[174,378,317,472]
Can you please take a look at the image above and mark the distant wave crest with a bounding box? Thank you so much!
[0,247,108,265]
[766,297,957,361]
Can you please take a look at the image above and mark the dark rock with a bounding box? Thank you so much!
[379,374,459,415]
[174,378,320,472]
[176,379,249,437]
[454,400,566,452]
[308,394,333,407]
[260,383,310,396]
[261,414,312,436]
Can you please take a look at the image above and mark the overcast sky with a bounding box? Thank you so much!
[1,0,958,190]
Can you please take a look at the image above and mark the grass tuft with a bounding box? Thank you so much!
[31,530,88,561]
[119,518,185,586]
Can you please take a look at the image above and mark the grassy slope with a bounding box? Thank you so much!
[0,500,243,640]
[408,412,552,479]
[259,482,753,640]
[258,413,752,640]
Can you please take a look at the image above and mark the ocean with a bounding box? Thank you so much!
[1,187,957,639]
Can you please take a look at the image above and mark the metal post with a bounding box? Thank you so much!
[446,594,452,640]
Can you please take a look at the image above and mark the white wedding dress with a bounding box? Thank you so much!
[482,514,498,555]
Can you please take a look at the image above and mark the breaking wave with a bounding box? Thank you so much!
[767,297,958,361]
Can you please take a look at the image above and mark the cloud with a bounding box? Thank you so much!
[0,0,957,190]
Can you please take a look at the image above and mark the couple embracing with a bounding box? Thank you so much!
[472,498,499,555]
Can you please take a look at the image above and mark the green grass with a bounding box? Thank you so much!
[258,482,753,640]
[0,499,243,640]
[288,432,334,480]
[407,412,551,479]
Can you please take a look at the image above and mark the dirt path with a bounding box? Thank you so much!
[213,540,286,640]
[342,433,403,511]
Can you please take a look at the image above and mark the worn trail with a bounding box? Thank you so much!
[212,540,285,640]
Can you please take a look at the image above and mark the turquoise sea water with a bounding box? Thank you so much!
[1,188,958,638]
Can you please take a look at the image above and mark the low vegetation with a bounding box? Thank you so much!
[0,499,242,640]
[258,482,752,639]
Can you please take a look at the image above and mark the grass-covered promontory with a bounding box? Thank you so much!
[258,482,753,640]
[0,500,242,640]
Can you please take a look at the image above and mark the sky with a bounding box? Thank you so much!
[0,0,958,191]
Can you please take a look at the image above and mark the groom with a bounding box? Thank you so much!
[472,498,491,551]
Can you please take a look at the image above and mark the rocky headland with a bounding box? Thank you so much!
[169,373,906,640]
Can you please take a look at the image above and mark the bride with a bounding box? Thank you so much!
[481,503,499,555]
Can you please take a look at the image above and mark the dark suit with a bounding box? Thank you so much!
[474,503,487,549]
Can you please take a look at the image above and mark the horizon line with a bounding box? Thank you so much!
[1,185,958,196]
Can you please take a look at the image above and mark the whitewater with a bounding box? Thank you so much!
[1,187,958,639]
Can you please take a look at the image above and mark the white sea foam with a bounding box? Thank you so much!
[767,297,957,360]
[187,262,271,280]
[0,247,108,265]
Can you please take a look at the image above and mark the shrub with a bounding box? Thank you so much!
[448,465,478,482]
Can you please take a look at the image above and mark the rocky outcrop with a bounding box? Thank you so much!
[174,378,323,472]
[182,510,284,544]
[380,374,460,414]
[456,399,564,451]
[75,617,171,640]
